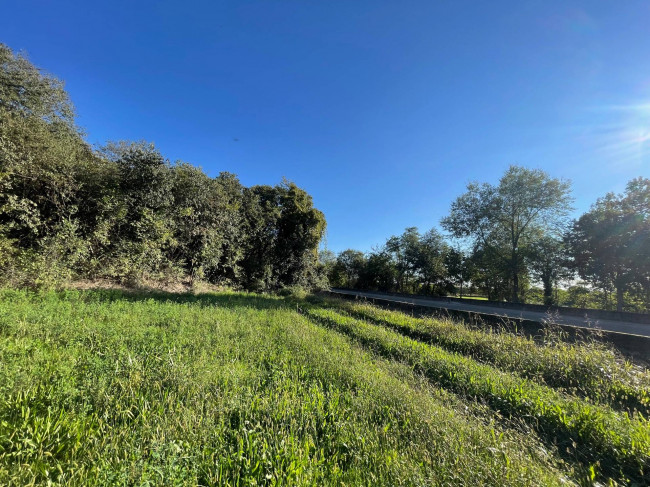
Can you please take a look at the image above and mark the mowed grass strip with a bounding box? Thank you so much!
[0,289,569,486]
[302,305,650,485]
[325,297,650,416]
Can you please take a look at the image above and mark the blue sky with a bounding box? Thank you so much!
[2,1,649,253]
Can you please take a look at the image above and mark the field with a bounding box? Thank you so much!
[0,289,649,486]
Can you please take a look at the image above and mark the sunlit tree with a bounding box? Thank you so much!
[442,166,572,303]
[567,177,650,311]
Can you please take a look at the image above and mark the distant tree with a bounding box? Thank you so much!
[359,249,396,291]
[528,236,571,306]
[385,227,421,293]
[415,228,450,295]
[318,249,337,282]
[442,166,572,303]
[561,284,607,310]
[332,249,366,288]
[567,177,650,311]
[469,245,510,301]
[445,248,475,298]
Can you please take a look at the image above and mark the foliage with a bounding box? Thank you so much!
[0,43,326,291]
[330,249,366,288]
[329,227,451,296]
[567,177,650,311]
[527,236,572,305]
[441,166,573,303]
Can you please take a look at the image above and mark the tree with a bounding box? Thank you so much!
[385,227,421,293]
[1,43,92,283]
[169,163,229,281]
[527,236,571,306]
[442,166,572,303]
[445,247,475,298]
[359,249,396,291]
[274,180,326,287]
[240,180,327,289]
[240,185,281,290]
[332,249,366,288]
[0,42,329,290]
[469,244,510,301]
[415,228,450,295]
[567,177,650,311]
[0,43,75,128]
[317,249,337,287]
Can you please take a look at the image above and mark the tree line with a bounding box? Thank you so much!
[325,167,650,313]
[2,42,648,307]
[0,43,326,290]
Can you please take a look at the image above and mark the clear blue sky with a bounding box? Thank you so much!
[2,1,649,253]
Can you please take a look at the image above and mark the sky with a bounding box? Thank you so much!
[2,1,649,253]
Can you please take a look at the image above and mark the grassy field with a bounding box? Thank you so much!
[0,289,648,485]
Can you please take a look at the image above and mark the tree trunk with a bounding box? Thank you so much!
[616,286,624,313]
[511,250,519,303]
[542,273,553,306]
[512,272,519,303]
[460,281,464,299]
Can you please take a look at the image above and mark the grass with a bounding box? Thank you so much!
[302,305,650,484]
[0,288,648,485]
[325,297,650,416]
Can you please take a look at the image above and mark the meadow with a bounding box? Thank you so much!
[0,288,648,486]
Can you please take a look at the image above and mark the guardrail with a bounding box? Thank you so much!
[331,288,650,325]
[326,290,650,362]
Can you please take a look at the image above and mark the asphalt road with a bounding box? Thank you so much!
[330,289,650,338]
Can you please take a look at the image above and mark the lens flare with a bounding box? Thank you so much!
[581,101,650,168]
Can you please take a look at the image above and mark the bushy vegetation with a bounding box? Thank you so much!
[2,41,648,310]
[0,44,326,291]
[1,288,649,485]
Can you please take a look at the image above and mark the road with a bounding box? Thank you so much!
[330,289,650,338]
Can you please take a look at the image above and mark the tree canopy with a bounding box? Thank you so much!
[0,43,326,290]
[441,166,573,302]
[2,42,648,311]
[567,178,650,311]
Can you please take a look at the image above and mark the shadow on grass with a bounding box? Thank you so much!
[300,308,644,485]
[55,287,292,311]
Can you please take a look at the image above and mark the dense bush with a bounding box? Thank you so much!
[0,44,326,290]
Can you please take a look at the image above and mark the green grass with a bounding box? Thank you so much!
[0,288,648,485]
[302,305,650,485]
[325,297,650,416]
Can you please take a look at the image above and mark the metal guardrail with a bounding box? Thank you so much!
[327,290,650,362]
[330,288,650,325]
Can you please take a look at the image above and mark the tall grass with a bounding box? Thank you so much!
[0,289,570,486]
[302,305,650,485]
[323,297,650,415]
